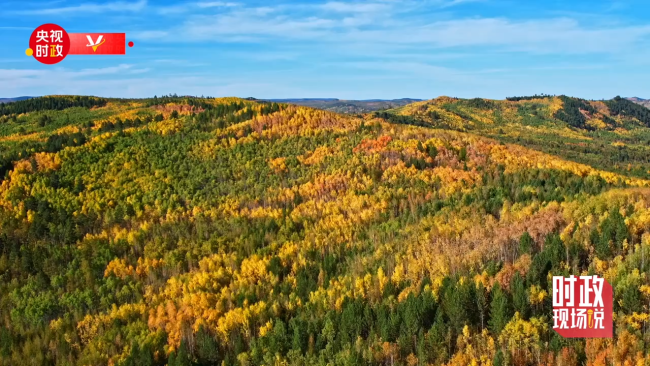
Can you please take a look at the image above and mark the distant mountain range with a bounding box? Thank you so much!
[1,96,421,114]
[258,98,424,113]
[4,95,647,113]
[0,96,34,104]
[263,98,340,102]
[627,97,650,108]
[265,97,650,113]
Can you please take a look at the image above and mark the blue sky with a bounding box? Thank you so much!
[1,0,650,99]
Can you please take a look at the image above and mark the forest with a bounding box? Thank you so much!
[1,95,650,365]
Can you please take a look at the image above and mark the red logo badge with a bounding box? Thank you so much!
[28,23,70,64]
[27,24,132,64]
[552,275,613,338]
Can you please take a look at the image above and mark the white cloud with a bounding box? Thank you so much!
[437,0,485,8]
[128,2,650,55]
[152,59,207,67]
[0,66,303,98]
[341,61,493,85]
[0,69,48,79]
[216,51,300,61]
[180,9,336,41]
[130,30,170,40]
[17,0,147,15]
[5,0,650,99]
[0,64,147,83]
[156,1,239,15]
[406,18,650,53]
[156,5,191,15]
[321,2,389,13]
[196,2,239,8]
[72,64,139,76]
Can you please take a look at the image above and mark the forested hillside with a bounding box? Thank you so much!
[381,95,650,180]
[2,95,650,365]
